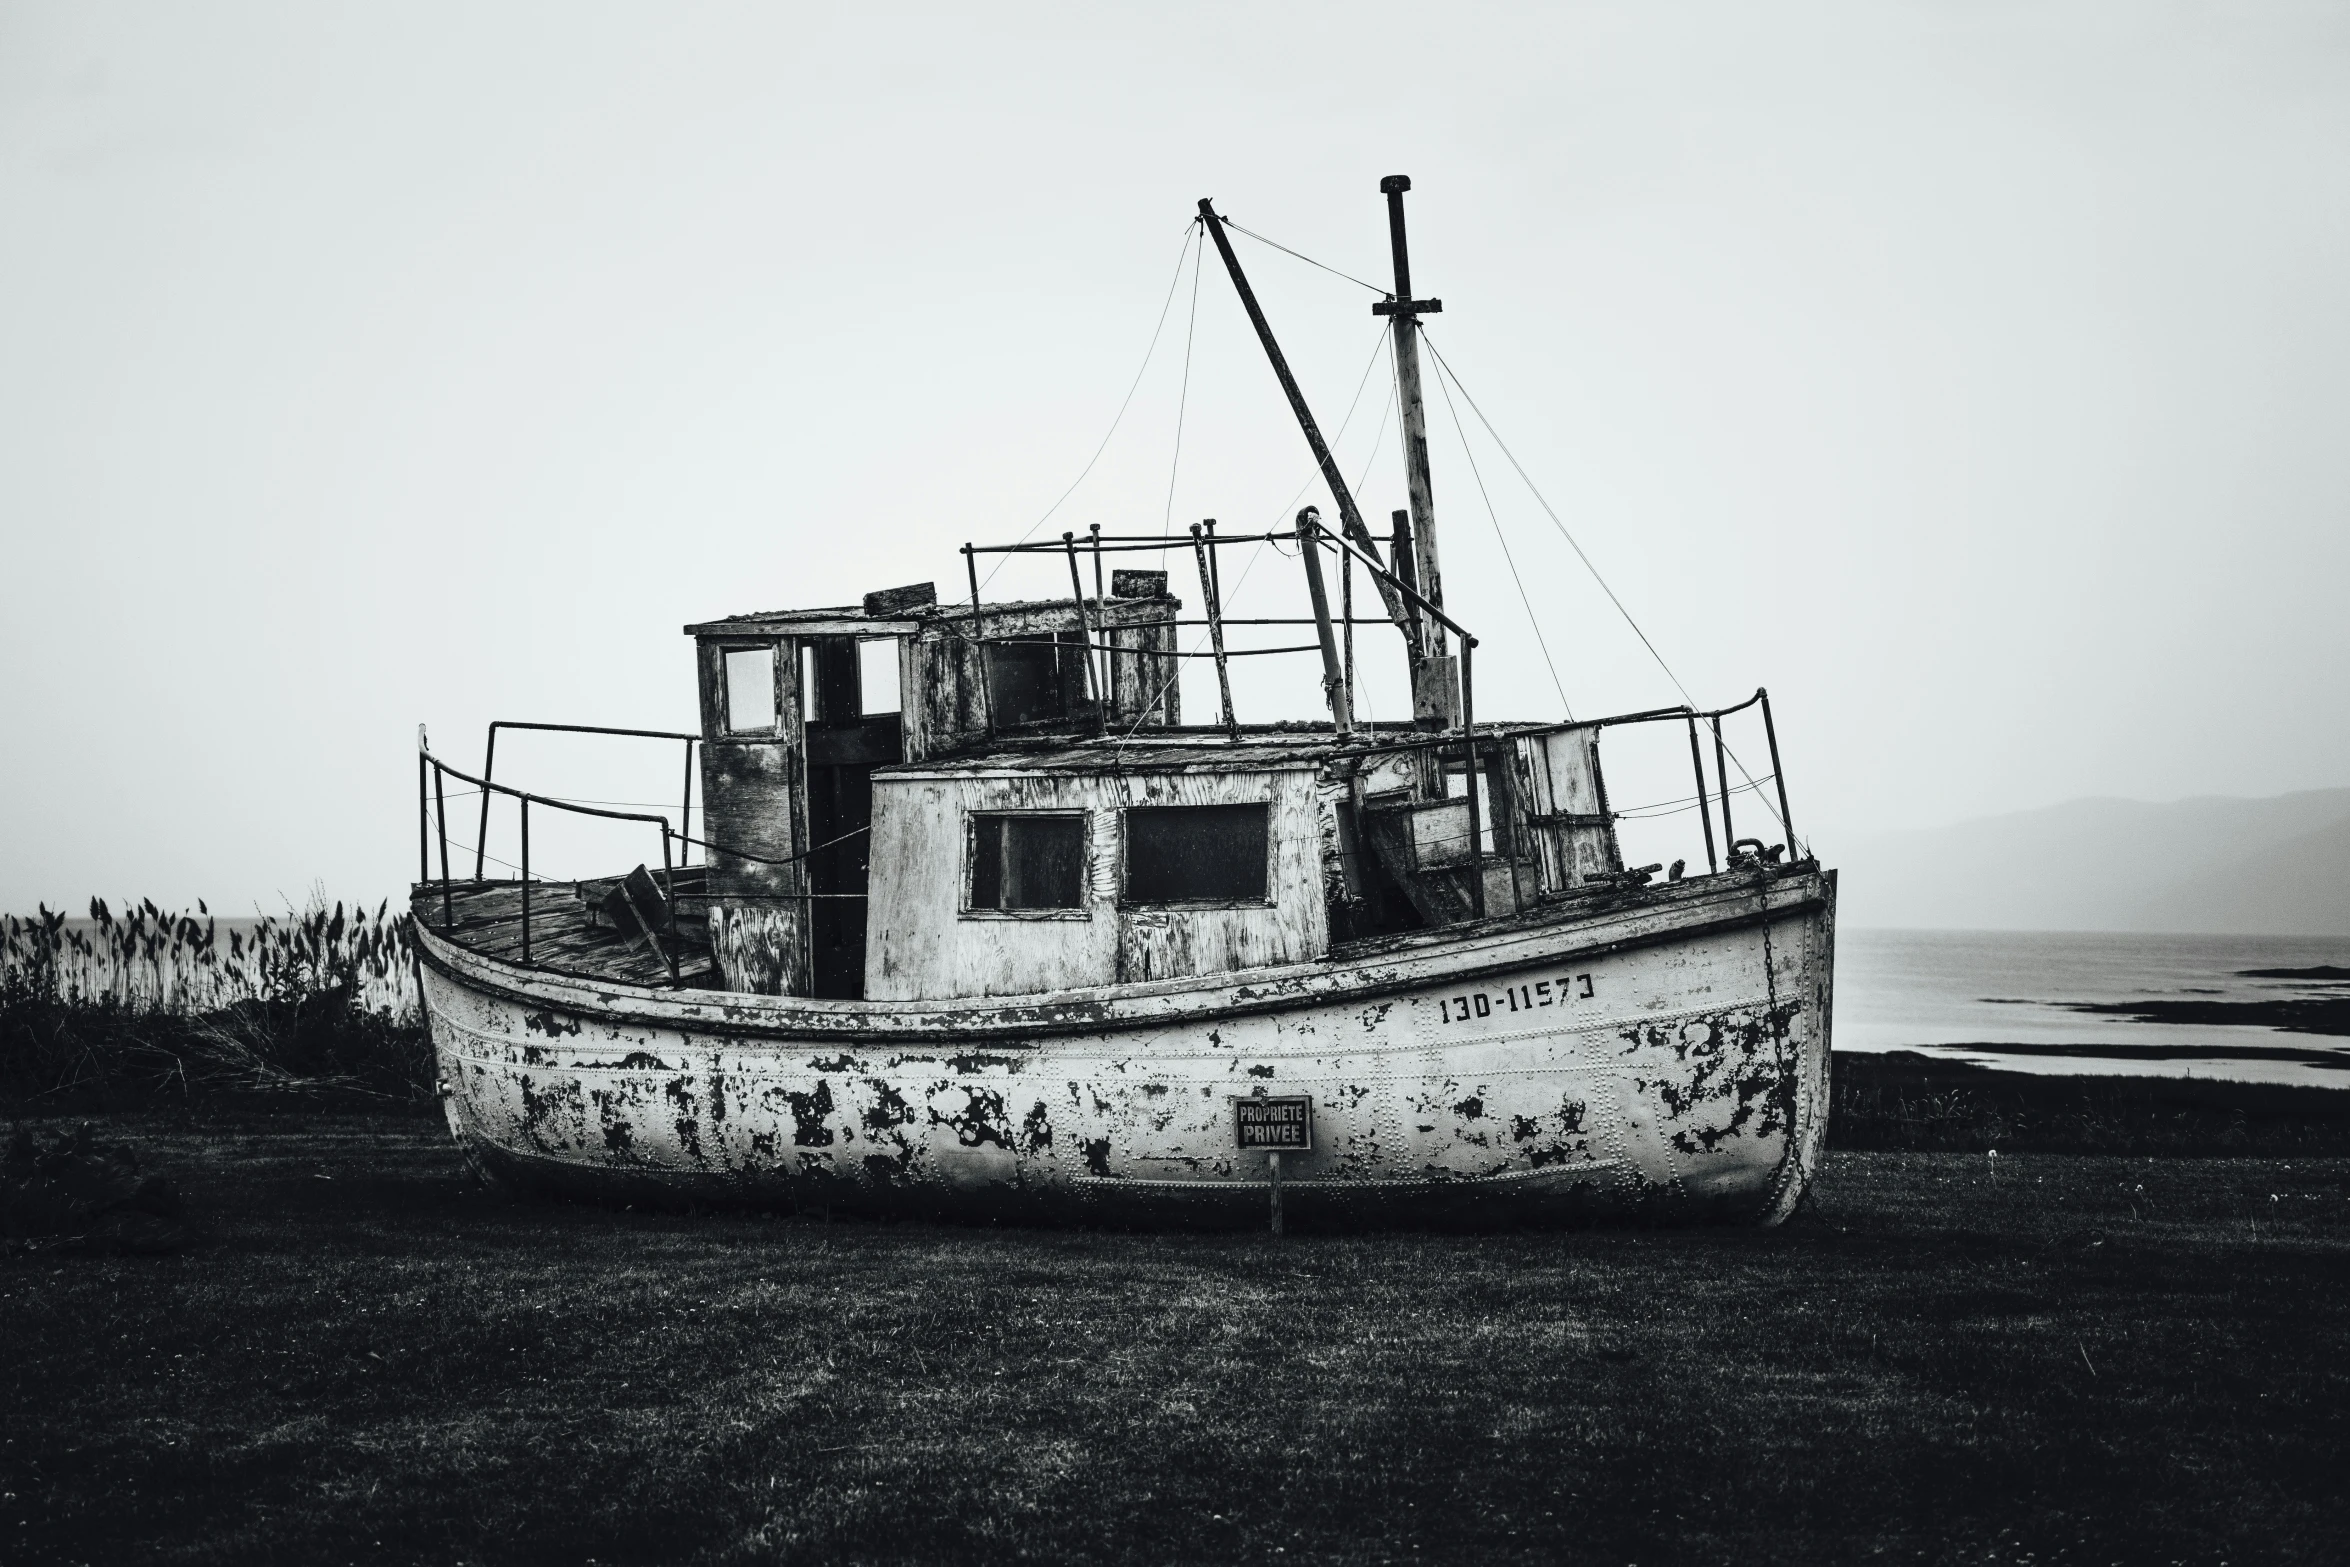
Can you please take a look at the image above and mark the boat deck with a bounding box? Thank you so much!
[410,878,719,989]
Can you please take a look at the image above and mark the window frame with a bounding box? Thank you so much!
[960,808,1094,920]
[1116,801,1277,910]
[719,641,784,737]
[982,631,1087,730]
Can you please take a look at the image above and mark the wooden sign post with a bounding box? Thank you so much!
[1234,1093,1313,1236]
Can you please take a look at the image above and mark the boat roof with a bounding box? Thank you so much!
[877,721,1564,779]
[685,592,1177,641]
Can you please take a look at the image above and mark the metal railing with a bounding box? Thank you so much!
[414,721,887,983]
[962,514,1499,909]
[957,527,1803,907]
[1573,689,1799,875]
[417,725,689,984]
[474,720,699,881]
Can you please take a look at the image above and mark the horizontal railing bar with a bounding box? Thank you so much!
[966,533,1291,554]
[671,823,871,870]
[487,720,699,743]
[966,637,1321,659]
[1578,690,1768,730]
[424,752,673,828]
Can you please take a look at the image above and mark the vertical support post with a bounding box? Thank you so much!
[660,827,680,987]
[1713,716,1736,854]
[434,764,453,929]
[1340,543,1355,715]
[1380,176,1445,677]
[1090,523,1111,712]
[1062,532,1105,730]
[1760,689,1796,859]
[519,798,532,966]
[417,748,429,889]
[1391,509,1419,604]
[1203,517,1225,613]
[1489,739,1525,916]
[1191,523,1237,738]
[680,741,695,874]
[1392,507,1439,798]
[1461,637,1485,920]
[1268,1150,1284,1237]
[474,726,498,880]
[964,544,995,737]
[1296,509,1352,734]
[1687,715,1718,874]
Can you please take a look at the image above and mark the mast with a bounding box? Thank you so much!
[1372,175,1453,729]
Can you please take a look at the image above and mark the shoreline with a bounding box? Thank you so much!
[1832,1048,2350,1155]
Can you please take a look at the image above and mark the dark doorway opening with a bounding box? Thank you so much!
[803,636,901,999]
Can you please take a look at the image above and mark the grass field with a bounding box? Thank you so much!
[4,1109,2348,1566]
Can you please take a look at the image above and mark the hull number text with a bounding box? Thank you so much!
[1436,975,1594,1025]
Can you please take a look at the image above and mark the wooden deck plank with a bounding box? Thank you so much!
[415,879,718,988]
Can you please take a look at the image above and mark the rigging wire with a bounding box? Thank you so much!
[984,219,1201,588]
[1421,331,1692,709]
[1263,324,1397,534]
[1421,330,1792,842]
[1184,212,1790,845]
[1426,336,1573,722]
[1115,334,1401,745]
[1223,217,1389,296]
[1159,228,1205,567]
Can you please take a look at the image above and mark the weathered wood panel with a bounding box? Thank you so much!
[865,774,1119,999]
[1113,770,1326,986]
[899,597,1180,762]
[709,901,805,996]
[1517,727,1622,893]
[1107,617,1180,727]
[864,764,1326,1000]
[694,635,810,993]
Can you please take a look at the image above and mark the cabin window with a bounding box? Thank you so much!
[985,633,1083,727]
[1121,804,1270,905]
[967,813,1088,912]
[723,647,777,733]
[860,638,900,716]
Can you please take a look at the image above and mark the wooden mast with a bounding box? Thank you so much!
[1372,175,1454,730]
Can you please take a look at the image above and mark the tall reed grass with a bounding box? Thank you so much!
[1,897,428,1107]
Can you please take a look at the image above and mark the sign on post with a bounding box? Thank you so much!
[1234,1094,1311,1236]
[1234,1094,1314,1152]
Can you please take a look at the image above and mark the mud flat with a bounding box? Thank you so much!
[1834,1048,2350,1154]
[4,1107,2349,1564]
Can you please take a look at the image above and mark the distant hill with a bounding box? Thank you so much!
[1832,788,2350,934]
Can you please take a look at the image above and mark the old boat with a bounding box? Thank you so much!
[409,180,1836,1226]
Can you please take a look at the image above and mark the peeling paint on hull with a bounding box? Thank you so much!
[419,869,1835,1228]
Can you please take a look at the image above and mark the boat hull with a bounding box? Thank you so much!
[416,868,1835,1227]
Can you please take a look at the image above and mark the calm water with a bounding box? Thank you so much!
[1837,929,2350,1086]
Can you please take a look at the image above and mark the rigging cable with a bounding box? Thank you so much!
[1421,331,1692,709]
[1425,335,1573,722]
[1159,227,1205,567]
[1113,328,1398,744]
[984,218,1201,588]
[1222,217,1389,296]
[1193,214,1788,843]
[1422,331,1791,842]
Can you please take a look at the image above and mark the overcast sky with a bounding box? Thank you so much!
[4,1,2346,913]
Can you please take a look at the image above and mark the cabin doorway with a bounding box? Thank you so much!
[802,636,903,999]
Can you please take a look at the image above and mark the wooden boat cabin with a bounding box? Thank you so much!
[672,566,1628,1003]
